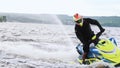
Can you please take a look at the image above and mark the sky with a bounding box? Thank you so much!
[0,0,120,16]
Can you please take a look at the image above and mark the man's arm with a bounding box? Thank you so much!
[87,18,105,37]
[87,18,104,31]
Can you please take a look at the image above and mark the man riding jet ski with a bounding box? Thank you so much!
[73,13,105,64]
[73,13,120,67]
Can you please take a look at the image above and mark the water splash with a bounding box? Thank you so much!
[45,14,78,62]
[49,14,74,47]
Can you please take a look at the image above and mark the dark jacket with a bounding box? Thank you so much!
[75,18,104,53]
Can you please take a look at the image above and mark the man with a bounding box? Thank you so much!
[73,13,105,64]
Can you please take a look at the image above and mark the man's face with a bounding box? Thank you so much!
[75,19,82,23]
[75,19,83,26]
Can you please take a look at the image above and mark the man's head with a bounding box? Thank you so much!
[73,13,83,26]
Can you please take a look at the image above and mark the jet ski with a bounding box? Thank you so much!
[76,37,120,67]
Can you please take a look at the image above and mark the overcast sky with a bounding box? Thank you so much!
[0,0,120,16]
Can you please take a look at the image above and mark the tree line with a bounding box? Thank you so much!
[0,16,7,22]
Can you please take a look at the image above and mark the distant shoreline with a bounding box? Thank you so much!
[0,12,120,27]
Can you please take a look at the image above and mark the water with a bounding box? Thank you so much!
[46,15,78,62]
[0,15,79,64]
